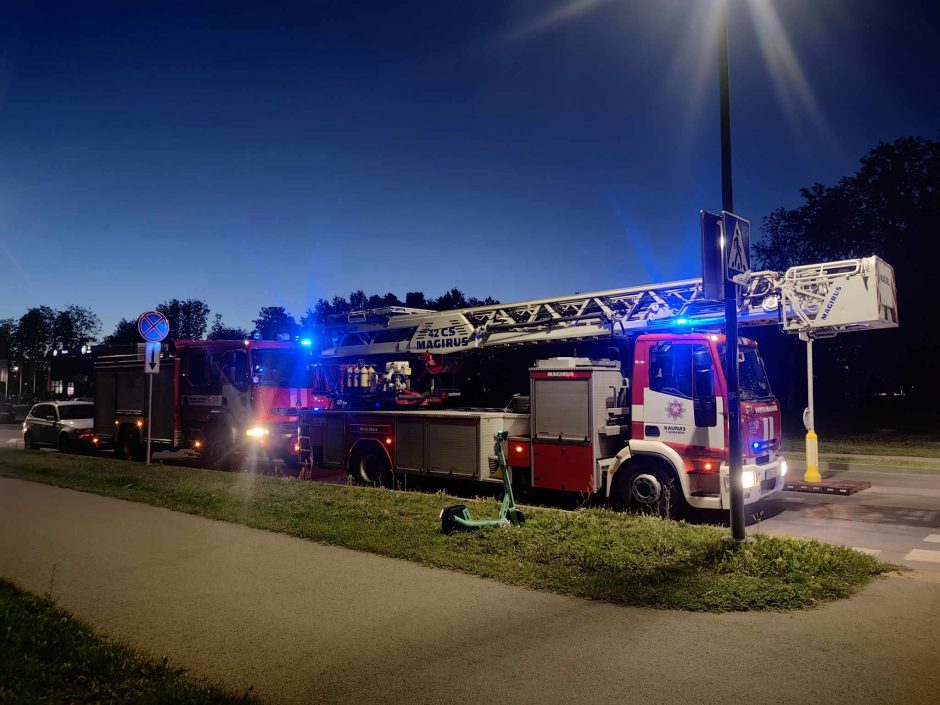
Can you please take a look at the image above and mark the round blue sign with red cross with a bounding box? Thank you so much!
[137,311,170,342]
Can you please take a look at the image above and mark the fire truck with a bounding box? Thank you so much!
[297,256,897,515]
[93,339,330,467]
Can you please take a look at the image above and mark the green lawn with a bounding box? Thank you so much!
[0,578,256,705]
[0,450,892,612]
[782,433,940,465]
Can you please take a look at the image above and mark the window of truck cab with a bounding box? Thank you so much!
[717,343,774,401]
[250,348,314,387]
[650,342,716,399]
[182,350,209,394]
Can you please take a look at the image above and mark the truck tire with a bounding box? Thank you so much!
[203,433,233,471]
[351,445,392,487]
[115,427,144,462]
[281,453,301,477]
[611,460,685,519]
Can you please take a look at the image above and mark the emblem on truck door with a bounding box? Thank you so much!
[666,399,686,420]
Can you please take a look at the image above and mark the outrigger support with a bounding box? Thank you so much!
[439,431,526,533]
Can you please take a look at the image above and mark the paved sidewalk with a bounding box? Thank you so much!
[1,477,938,705]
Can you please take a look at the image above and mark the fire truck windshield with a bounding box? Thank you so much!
[251,348,313,388]
[719,344,774,401]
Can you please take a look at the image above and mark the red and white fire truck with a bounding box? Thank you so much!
[297,256,897,514]
[94,339,330,467]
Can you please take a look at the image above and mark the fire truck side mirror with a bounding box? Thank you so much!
[693,368,717,428]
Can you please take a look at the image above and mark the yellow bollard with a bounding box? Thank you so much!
[803,429,821,483]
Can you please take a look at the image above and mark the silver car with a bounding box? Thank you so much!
[23,401,96,452]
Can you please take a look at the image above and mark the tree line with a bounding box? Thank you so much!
[0,289,498,395]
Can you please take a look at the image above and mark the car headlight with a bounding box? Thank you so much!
[245,426,269,438]
[780,461,788,477]
[741,470,757,489]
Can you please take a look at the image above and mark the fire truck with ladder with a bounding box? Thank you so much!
[93,339,329,467]
[297,256,897,515]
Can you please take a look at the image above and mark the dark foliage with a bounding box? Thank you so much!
[754,135,939,423]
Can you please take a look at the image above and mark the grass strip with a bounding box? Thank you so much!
[0,577,256,704]
[781,434,940,460]
[0,450,891,612]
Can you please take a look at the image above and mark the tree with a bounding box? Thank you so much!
[14,306,56,396]
[15,307,56,362]
[405,291,429,309]
[348,290,367,311]
[430,288,468,310]
[208,313,250,341]
[156,299,210,340]
[103,318,140,345]
[756,136,939,275]
[754,135,939,410]
[0,319,14,359]
[252,306,299,341]
[52,305,101,351]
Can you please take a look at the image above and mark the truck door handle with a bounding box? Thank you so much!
[645,425,660,437]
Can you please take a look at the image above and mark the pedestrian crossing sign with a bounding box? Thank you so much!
[722,211,751,285]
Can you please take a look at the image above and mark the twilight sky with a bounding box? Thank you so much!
[0,0,937,333]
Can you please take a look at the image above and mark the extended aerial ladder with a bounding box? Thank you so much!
[316,256,897,358]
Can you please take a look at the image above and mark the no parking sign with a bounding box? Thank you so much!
[137,311,169,342]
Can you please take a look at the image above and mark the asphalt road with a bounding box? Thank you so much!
[1,477,937,705]
[754,469,940,572]
[0,422,22,446]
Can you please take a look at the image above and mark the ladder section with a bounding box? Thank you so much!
[315,256,897,357]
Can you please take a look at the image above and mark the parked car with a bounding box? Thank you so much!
[23,401,97,452]
[0,402,14,424]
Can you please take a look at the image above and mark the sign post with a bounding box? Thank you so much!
[700,210,724,301]
[137,311,170,465]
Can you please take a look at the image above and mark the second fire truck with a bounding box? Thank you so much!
[93,339,330,467]
[298,256,897,516]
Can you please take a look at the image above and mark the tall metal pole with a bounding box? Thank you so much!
[803,336,820,482]
[719,0,745,541]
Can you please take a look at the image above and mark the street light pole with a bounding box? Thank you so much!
[719,0,746,541]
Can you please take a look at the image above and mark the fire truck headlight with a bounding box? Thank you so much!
[741,470,757,489]
[780,461,788,477]
[246,426,269,438]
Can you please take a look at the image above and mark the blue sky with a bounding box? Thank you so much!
[0,0,937,333]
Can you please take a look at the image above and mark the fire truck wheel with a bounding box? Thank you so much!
[612,462,683,519]
[116,427,144,462]
[203,435,233,471]
[352,446,393,487]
